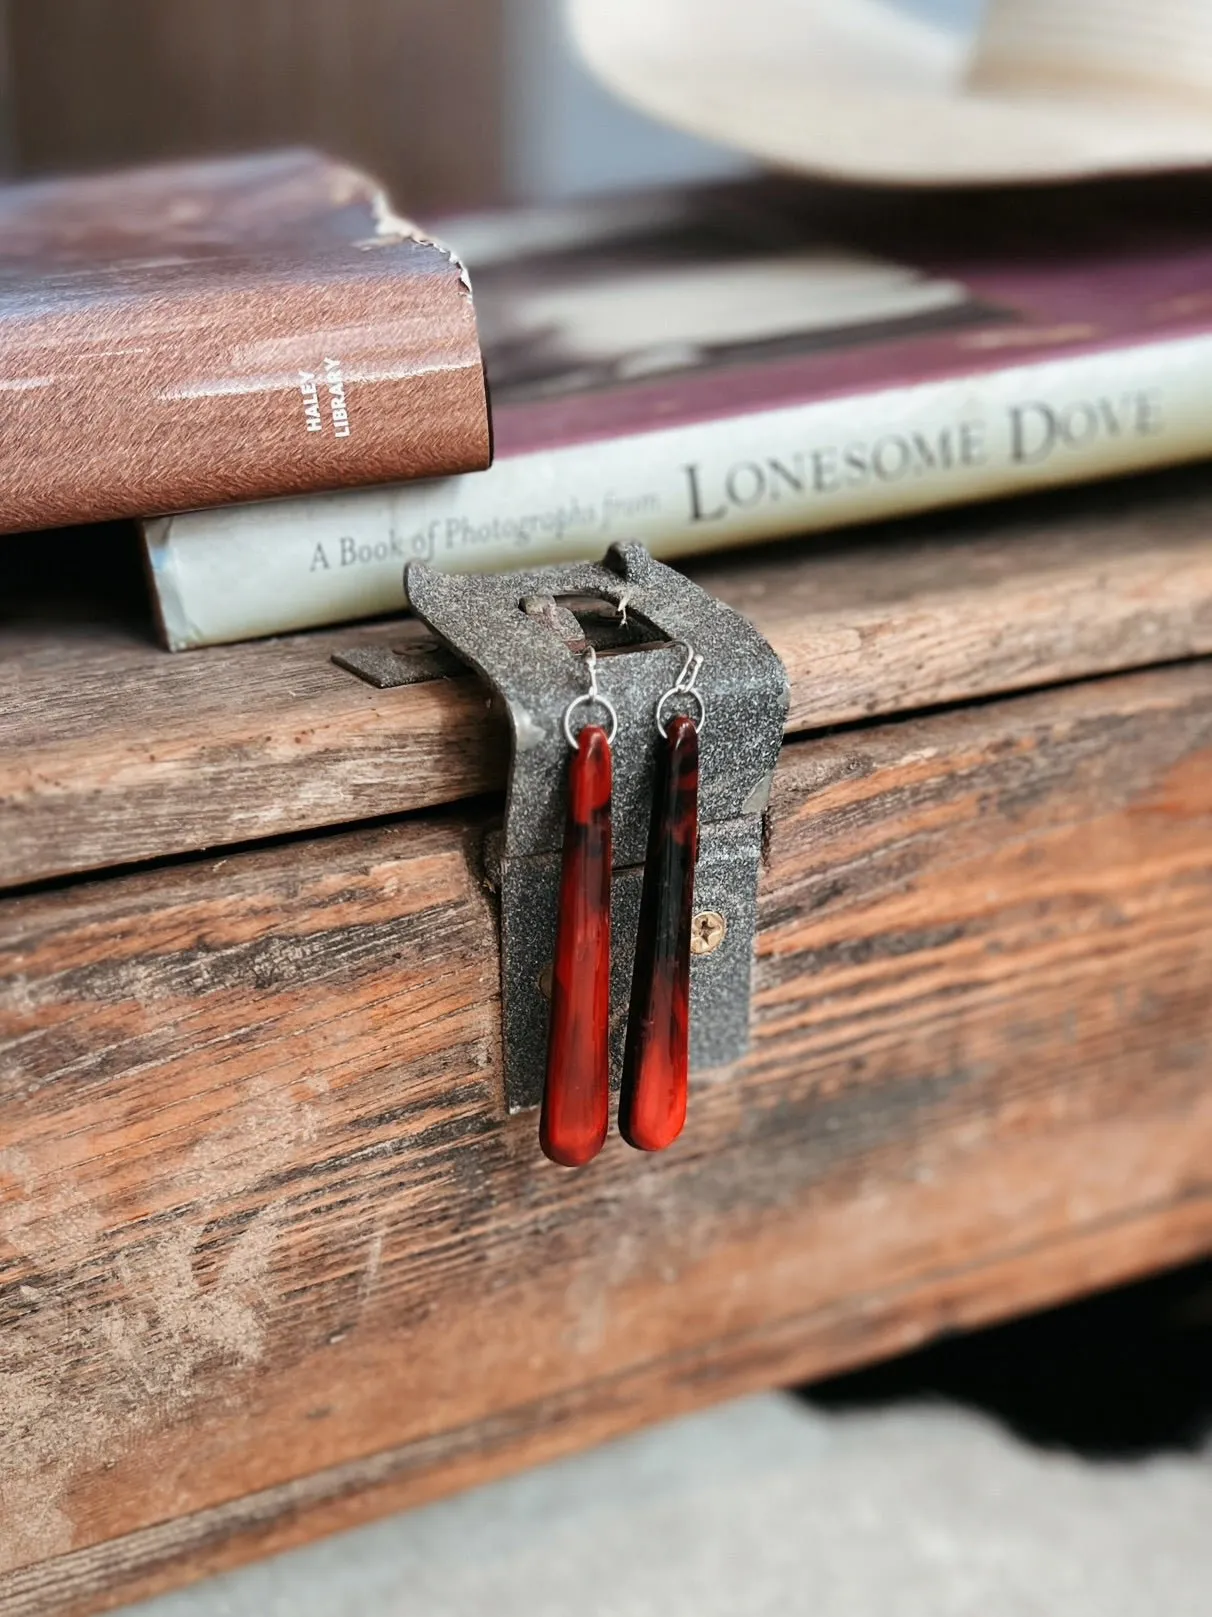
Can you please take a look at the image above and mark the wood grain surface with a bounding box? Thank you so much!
[4,660,1212,1611]
[0,6,13,177]
[2,0,503,213]
[6,470,1212,889]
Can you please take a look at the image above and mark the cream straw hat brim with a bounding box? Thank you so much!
[568,0,1212,186]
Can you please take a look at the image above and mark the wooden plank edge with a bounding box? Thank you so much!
[8,1184,1212,1617]
[5,477,1212,888]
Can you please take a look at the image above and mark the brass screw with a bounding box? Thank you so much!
[538,963,554,1000]
[691,911,728,955]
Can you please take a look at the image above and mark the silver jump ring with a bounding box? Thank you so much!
[563,691,618,750]
[656,642,706,738]
[656,686,705,739]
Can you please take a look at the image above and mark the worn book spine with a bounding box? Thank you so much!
[0,247,489,532]
[0,156,491,532]
[146,332,1212,648]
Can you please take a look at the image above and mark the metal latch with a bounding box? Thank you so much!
[341,543,788,1113]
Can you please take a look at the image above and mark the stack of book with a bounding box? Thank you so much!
[5,149,1212,650]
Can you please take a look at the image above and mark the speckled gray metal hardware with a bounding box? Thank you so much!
[405,543,789,1114]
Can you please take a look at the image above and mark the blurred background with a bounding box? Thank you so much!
[7,6,1212,1613]
[0,0,983,210]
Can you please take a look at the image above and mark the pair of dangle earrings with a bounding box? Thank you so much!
[540,644,703,1168]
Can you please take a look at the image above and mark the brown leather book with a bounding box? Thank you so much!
[0,149,491,533]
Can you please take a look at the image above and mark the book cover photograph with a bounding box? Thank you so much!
[473,198,990,403]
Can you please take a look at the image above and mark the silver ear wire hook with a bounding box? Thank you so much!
[562,643,619,749]
[656,643,706,738]
[675,645,703,694]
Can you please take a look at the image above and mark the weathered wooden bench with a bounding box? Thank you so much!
[4,467,1212,1614]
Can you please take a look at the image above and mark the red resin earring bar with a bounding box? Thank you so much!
[540,724,613,1167]
[620,712,699,1152]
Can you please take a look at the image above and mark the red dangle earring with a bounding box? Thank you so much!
[540,647,617,1168]
[620,646,704,1154]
